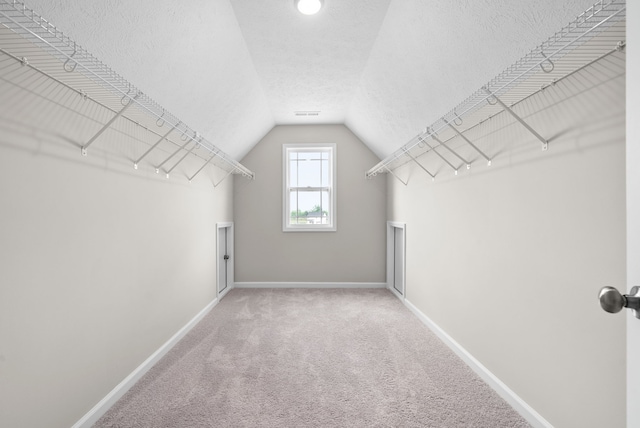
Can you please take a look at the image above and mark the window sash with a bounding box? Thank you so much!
[283,144,335,232]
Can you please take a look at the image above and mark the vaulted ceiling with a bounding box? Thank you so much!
[24,0,596,160]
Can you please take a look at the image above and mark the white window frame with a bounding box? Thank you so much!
[283,143,336,232]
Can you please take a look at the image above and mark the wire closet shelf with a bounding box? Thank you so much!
[365,0,626,182]
[0,0,255,183]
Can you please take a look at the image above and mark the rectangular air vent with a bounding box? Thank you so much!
[294,111,320,116]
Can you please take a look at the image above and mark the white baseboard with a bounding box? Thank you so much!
[234,282,387,289]
[403,299,553,428]
[72,298,219,428]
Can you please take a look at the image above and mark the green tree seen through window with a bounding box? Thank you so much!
[290,205,328,218]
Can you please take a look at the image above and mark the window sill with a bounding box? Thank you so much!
[283,225,337,233]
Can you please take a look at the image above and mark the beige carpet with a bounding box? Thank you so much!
[95,288,531,427]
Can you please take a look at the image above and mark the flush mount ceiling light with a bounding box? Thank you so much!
[295,0,323,15]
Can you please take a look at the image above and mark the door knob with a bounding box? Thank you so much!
[599,286,640,319]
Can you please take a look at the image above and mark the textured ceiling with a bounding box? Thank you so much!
[22,0,597,160]
[230,0,392,126]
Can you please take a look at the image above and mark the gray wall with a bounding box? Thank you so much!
[387,68,626,426]
[234,125,386,283]
[0,113,232,427]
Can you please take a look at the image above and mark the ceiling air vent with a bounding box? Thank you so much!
[294,111,320,117]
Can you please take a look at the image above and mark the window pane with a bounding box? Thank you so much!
[289,152,298,187]
[298,190,321,215]
[288,190,330,226]
[321,191,330,224]
[321,157,329,187]
[295,151,323,188]
[289,191,302,224]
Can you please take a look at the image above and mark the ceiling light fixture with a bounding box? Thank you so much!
[295,0,323,15]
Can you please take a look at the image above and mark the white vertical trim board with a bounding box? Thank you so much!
[216,222,234,300]
[234,282,387,289]
[386,221,406,301]
[403,299,553,428]
[72,298,219,428]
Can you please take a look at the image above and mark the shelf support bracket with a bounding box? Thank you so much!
[403,148,435,180]
[384,165,408,186]
[155,138,194,174]
[134,121,182,169]
[419,136,459,175]
[443,118,492,166]
[165,140,200,179]
[213,168,236,188]
[82,93,139,156]
[484,88,548,151]
[189,150,220,182]
[430,133,471,170]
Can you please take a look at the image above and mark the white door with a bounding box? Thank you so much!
[628,5,639,426]
[216,223,233,299]
[387,222,405,299]
[627,134,639,428]
[394,226,405,296]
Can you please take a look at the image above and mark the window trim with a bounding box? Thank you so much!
[283,143,336,232]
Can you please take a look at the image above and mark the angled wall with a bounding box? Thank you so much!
[234,125,386,284]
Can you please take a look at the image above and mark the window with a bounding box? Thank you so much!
[283,144,336,232]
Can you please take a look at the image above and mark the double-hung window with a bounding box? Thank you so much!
[283,143,336,232]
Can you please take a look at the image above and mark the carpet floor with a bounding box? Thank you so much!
[95,288,531,427]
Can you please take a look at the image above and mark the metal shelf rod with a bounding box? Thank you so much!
[367,43,624,179]
[365,0,625,178]
[0,1,255,179]
[0,49,198,158]
[459,6,622,122]
[0,46,82,97]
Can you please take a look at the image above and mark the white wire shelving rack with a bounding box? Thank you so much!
[366,0,626,183]
[0,0,255,183]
